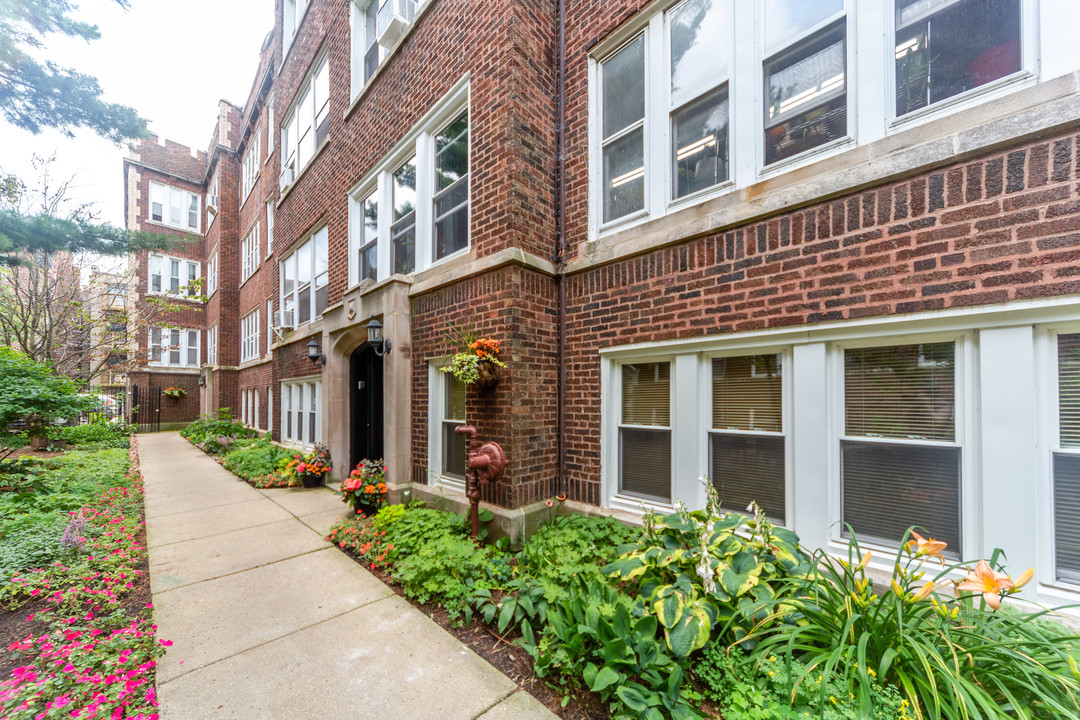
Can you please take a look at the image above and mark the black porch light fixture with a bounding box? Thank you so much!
[366,316,391,357]
[306,337,327,367]
[197,375,206,387]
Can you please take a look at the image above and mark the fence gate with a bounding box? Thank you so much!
[130,385,162,433]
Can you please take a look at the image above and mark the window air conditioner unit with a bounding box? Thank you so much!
[377,0,415,48]
[206,194,219,216]
[274,310,295,330]
[279,166,295,192]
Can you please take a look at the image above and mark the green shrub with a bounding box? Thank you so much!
[0,516,68,582]
[750,530,1080,719]
[180,408,257,451]
[57,417,133,448]
[520,513,640,603]
[221,438,293,480]
[694,644,905,720]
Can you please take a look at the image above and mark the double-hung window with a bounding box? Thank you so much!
[358,190,378,282]
[241,309,260,363]
[281,54,330,189]
[619,362,672,502]
[894,0,1021,118]
[279,226,329,326]
[600,37,646,223]
[241,223,261,283]
[352,0,381,92]
[348,89,470,286]
[669,0,730,199]
[241,132,261,202]
[149,182,200,232]
[266,201,275,258]
[762,0,848,166]
[149,254,200,298]
[149,327,200,368]
[840,341,961,555]
[432,112,469,261]
[207,251,218,296]
[283,0,309,56]
[206,174,219,226]
[710,353,785,521]
[442,373,467,480]
[391,157,416,274]
[1053,333,1080,584]
[207,325,218,366]
[281,379,321,447]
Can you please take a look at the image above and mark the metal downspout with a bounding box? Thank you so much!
[554,0,568,500]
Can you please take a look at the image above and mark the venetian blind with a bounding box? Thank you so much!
[447,375,466,421]
[623,363,670,426]
[1053,454,1080,583]
[1059,334,1080,447]
[712,354,782,432]
[845,342,955,441]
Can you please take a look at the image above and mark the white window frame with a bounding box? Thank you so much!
[206,173,219,228]
[241,222,261,284]
[207,251,218,296]
[586,0,1042,242]
[266,298,274,355]
[148,327,200,368]
[148,254,201,299]
[241,131,261,203]
[828,332,973,559]
[241,309,261,363]
[283,0,311,58]
[350,0,385,98]
[266,200,275,259]
[207,324,218,366]
[428,360,467,494]
[348,78,470,288]
[279,224,329,327]
[1041,325,1080,594]
[149,181,201,233]
[267,94,275,156]
[280,52,330,191]
[280,377,322,449]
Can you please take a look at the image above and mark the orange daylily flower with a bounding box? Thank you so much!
[907,531,948,560]
[956,559,1014,609]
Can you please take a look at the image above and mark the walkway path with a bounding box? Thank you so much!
[140,432,556,720]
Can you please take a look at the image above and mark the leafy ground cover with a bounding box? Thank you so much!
[0,440,165,719]
[181,414,298,488]
[325,479,1080,720]
[179,409,257,455]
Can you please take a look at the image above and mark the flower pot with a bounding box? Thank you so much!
[476,360,502,390]
[300,472,324,489]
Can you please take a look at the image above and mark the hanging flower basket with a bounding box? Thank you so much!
[440,323,506,390]
[163,386,187,399]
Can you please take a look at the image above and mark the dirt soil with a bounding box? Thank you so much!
[347,552,612,720]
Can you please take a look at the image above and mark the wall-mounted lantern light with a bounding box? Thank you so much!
[307,338,327,367]
[366,316,391,357]
[197,375,206,387]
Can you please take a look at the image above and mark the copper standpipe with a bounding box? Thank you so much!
[454,425,507,539]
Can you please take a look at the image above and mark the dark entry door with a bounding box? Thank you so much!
[350,345,384,471]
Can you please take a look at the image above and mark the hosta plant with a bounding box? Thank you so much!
[604,480,810,656]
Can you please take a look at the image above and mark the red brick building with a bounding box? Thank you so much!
[124,0,1080,609]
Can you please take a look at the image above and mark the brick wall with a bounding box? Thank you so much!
[410,264,558,508]
[560,130,1080,502]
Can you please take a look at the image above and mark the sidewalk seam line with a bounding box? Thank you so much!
[470,688,521,719]
[151,545,334,596]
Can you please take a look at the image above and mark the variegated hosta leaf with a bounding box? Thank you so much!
[665,606,712,657]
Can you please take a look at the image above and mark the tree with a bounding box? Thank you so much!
[0,0,147,143]
[0,347,97,455]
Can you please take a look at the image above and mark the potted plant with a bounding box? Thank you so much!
[287,443,332,488]
[340,458,387,515]
[162,386,187,399]
[440,320,506,390]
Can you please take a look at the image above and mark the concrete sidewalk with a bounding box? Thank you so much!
[140,432,556,720]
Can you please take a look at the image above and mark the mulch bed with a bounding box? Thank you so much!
[342,551,612,720]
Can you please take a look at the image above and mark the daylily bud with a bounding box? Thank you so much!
[856,551,871,571]
[1013,568,1034,589]
[912,581,934,601]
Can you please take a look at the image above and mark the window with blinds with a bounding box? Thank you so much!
[620,362,671,501]
[841,342,961,554]
[442,375,467,479]
[710,354,785,522]
[1054,333,1080,583]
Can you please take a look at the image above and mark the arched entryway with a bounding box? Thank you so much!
[350,344,384,471]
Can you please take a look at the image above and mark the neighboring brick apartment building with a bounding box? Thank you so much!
[124,0,1080,609]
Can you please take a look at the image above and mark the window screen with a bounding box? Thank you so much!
[620,362,671,501]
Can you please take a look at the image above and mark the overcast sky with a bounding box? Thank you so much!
[0,0,274,229]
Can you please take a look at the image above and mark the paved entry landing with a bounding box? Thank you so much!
[140,432,555,720]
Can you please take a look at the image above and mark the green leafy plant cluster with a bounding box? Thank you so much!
[749,531,1080,720]
[57,416,133,449]
[519,513,639,602]
[0,348,98,452]
[179,409,256,452]
[606,486,810,658]
[527,577,701,720]
[221,438,294,481]
[694,644,905,720]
